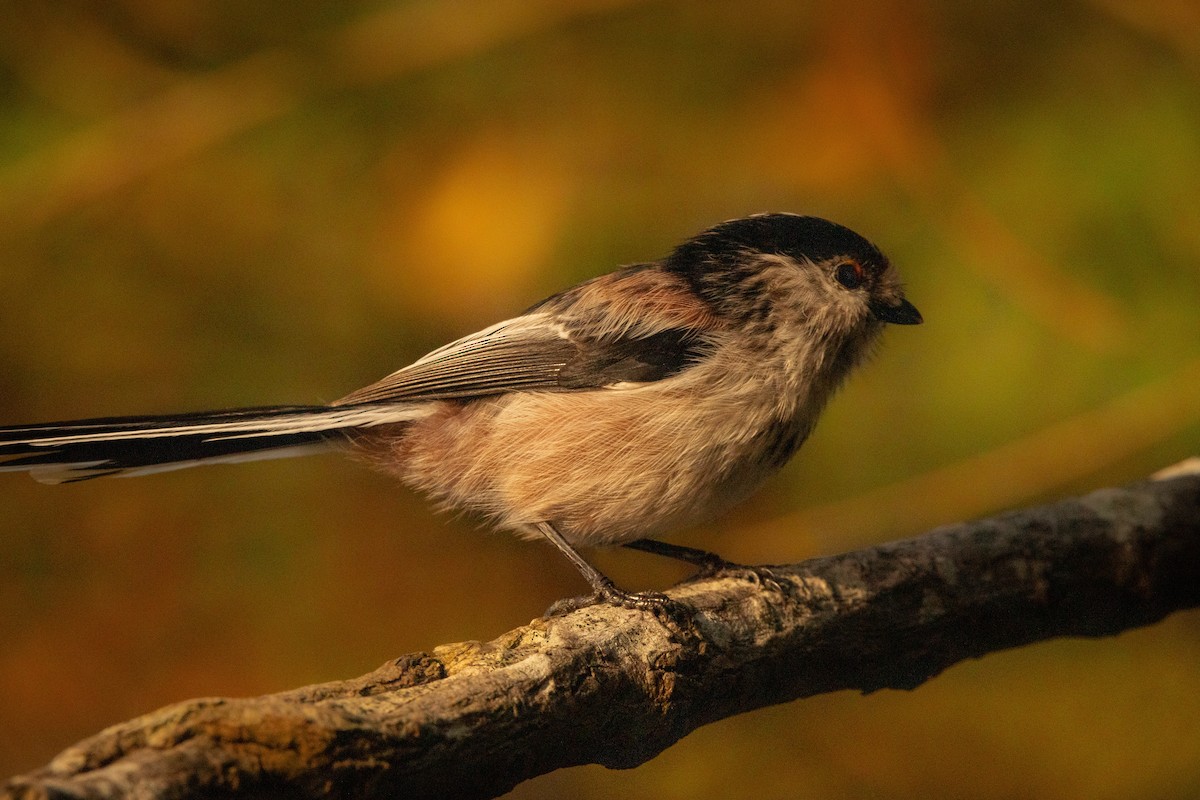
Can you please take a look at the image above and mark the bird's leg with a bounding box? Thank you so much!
[533,522,685,616]
[623,538,783,591]
[622,538,732,574]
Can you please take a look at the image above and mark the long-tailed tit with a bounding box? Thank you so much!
[0,213,921,609]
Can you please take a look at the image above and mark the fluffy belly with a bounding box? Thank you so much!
[395,387,794,546]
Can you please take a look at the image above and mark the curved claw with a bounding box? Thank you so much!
[597,583,671,611]
[702,563,786,595]
[544,582,692,624]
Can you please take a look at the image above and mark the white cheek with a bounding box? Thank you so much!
[759,263,864,337]
[831,288,870,321]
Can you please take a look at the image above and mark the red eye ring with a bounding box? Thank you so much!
[834,261,864,289]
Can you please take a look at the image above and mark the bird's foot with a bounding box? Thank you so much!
[621,539,783,591]
[697,561,787,594]
[544,579,692,625]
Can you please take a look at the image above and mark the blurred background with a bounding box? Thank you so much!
[1,0,1198,796]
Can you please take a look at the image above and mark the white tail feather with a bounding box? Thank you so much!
[0,402,433,483]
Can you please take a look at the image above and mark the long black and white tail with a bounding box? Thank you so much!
[0,403,428,484]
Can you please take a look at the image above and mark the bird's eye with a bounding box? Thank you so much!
[834,261,864,289]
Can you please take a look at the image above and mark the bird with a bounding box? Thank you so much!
[0,213,921,610]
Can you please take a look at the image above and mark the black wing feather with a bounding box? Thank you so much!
[336,316,707,404]
[558,328,703,388]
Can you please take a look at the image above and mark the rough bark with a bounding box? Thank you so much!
[5,466,1200,800]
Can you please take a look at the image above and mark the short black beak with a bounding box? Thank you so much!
[870,297,922,325]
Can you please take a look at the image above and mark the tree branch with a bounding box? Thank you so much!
[6,465,1200,800]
